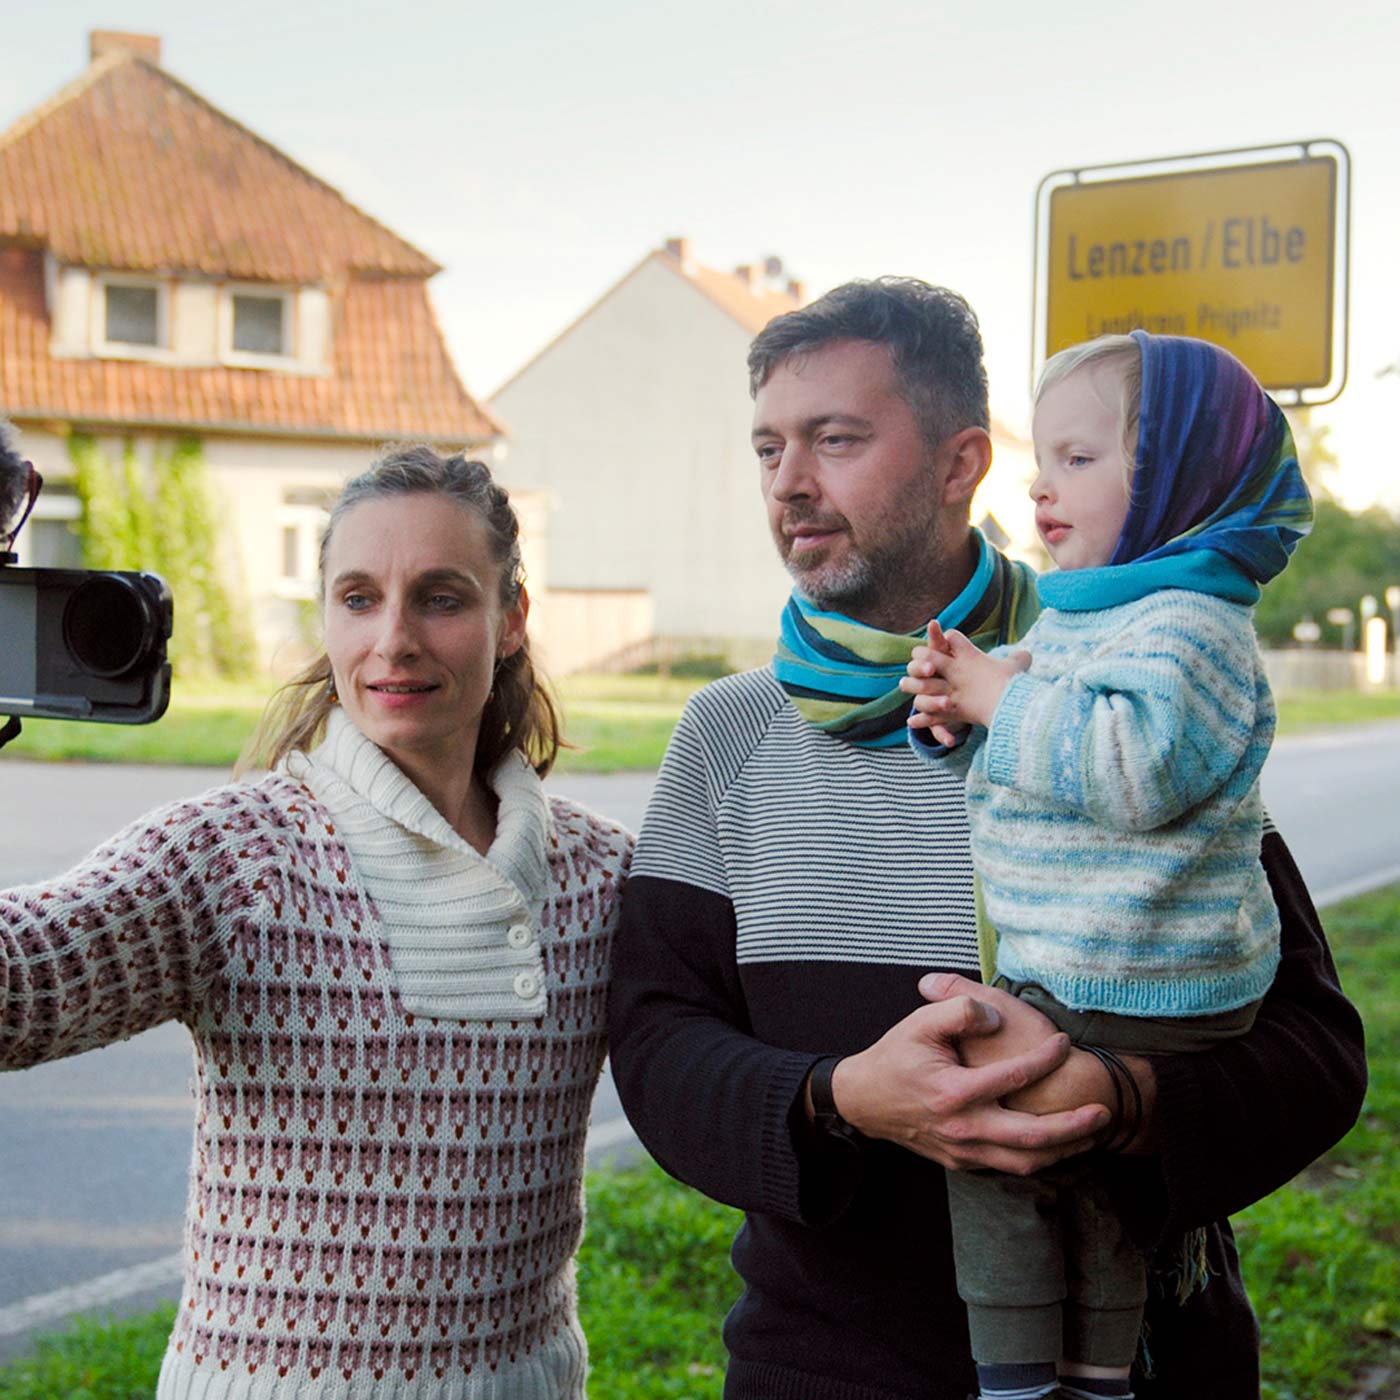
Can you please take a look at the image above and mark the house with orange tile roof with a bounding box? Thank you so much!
[0,30,504,668]
[492,238,1041,661]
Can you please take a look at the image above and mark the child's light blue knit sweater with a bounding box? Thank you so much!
[916,587,1280,1017]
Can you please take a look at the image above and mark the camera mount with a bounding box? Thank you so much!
[0,460,42,749]
[1,456,42,565]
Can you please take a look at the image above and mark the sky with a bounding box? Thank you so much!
[4,0,1399,511]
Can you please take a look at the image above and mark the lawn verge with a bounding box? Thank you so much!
[0,675,709,772]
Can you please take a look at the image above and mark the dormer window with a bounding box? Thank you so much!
[232,292,289,356]
[59,270,326,370]
[95,275,167,352]
[223,284,295,364]
[106,284,159,345]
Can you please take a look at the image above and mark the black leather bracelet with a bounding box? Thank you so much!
[1082,1044,1125,1149]
[1084,1044,1142,1153]
[808,1056,863,1146]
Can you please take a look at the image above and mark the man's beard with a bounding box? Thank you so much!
[781,508,947,622]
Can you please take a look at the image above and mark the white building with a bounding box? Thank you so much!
[493,239,805,659]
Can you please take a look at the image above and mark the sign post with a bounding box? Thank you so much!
[1033,141,1349,403]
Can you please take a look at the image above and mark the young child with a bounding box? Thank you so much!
[901,330,1312,1400]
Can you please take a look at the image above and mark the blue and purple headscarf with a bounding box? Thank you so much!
[1038,330,1313,611]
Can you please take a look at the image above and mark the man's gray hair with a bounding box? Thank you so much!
[746,277,990,449]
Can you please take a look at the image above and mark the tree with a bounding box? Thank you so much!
[1255,497,1400,647]
[67,432,256,678]
[1283,407,1342,502]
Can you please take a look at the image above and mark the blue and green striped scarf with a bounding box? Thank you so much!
[774,530,1040,748]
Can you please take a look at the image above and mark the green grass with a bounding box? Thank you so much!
[554,673,707,774]
[0,674,711,773]
[0,680,267,767]
[574,1164,739,1396]
[3,886,1394,1398]
[1274,687,1400,734]
[1234,882,1400,1400]
[0,1303,179,1400]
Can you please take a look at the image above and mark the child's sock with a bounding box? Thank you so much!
[974,1360,1060,1399]
[1057,1376,1133,1399]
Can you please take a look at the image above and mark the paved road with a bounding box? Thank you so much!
[1257,719,1400,903]
[1,723,1397,1348]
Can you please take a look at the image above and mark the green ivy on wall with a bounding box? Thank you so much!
[68,431,257,679]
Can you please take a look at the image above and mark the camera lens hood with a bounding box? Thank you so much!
[61,573,162,678]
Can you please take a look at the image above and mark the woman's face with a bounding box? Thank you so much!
[322,493,525,774]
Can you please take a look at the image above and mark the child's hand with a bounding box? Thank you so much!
[924,718,971,749]
[901,622,1031,730]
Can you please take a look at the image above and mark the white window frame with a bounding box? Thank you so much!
[14,488,83,568]
[274,501,328,599]
[220,283,297,367]
[92,273,170,358]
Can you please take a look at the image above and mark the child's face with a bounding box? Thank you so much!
[1029,363,1132,570]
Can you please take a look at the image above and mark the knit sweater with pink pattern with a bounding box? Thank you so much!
[0,711,632,1399]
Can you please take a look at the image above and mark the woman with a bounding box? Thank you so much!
[0,446,632,1397]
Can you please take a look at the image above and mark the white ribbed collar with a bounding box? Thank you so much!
[285,708,551,905]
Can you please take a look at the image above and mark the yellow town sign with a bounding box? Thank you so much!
[1035,144,1349,401]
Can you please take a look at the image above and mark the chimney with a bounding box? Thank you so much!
[733,264,756,289]
[786,278,807,303]
[663,236,692,264]
[90,31,163,65]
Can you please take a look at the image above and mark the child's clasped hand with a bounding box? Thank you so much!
[900,620,1030,747]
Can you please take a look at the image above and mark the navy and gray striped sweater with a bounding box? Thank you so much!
[609,664,1366,1400]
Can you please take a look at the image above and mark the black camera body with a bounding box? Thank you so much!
[0,564,173,724]
[1,427,173,729]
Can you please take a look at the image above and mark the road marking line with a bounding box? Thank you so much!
[0,1252,182,1337]
[1315,864,1400,910]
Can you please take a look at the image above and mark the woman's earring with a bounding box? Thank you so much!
[327,678,339,704]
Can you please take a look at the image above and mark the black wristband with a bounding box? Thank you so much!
[808,1056,863,1146]
[1084,1044,1142,1153]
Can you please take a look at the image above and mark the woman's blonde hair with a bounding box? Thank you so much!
[1034,334,1143,477]
[238,445,562,778]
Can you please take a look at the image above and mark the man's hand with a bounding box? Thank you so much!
[921,974,1159,1155]
[901,620,1030,734]
[826,975,1112,1175]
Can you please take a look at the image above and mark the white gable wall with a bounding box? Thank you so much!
[493,256,790,645]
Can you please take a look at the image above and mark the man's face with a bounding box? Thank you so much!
[752,339,946,623]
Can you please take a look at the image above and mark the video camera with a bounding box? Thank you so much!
[1,424,172,742]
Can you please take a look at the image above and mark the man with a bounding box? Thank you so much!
[607,278,1365,1400]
